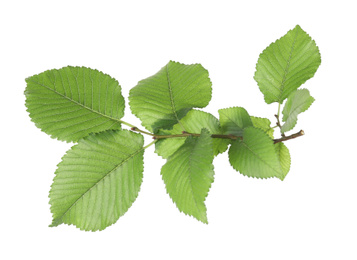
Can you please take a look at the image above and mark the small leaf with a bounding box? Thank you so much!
[218,107,253,136]
[275,142,291,179]
[251,116,274,139]
[281,89,315,133]
[25,66,125,142]
[229,127,284,180]
[49,130,144,231]
[155,109,230,158]
[254,25,321,104]
[161,129,214,224]
[129,61,212,133]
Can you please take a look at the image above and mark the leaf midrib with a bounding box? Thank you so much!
[278,28,299,103]
[27,78,122,124]
[165,64,186,131]
[187,135,209,222]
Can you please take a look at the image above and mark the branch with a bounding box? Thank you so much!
[273,130,304,143]
[130,127,304,143]
[274,114,285,137]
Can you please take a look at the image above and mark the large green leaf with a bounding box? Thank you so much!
[49,130,144,231]
[275,142,291,179]
[25,66,125,142]
[254,25,321,104]
[129,61,212,133]
[155,109,229,158]
[218,107,253,136]
[161,129,214,223]
[250,116,274,139]
[229,127,284,180]
[281,89,315,133]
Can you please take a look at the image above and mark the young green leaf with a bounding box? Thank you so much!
[218,107,253,136]
[129,61,212,133]
[254,25,321,104]
[275,142,291,179]
[250,116,274,139]
[155,109,230,158]
[49,130,144,231]
[281,89,315,133]
[229,127,284,180]
[161,129,214,224]
[25,66,125,142]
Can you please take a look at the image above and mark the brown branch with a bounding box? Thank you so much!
[274,114,285,137]
[130,126,304,143]
[273,130,304,143]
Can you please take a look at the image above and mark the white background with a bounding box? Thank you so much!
[1,0,356,259]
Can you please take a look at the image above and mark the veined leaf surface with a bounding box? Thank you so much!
[161,129,214,223]
[281,89,315,133]
[251,116,274,139]
[49,130,144,231]
[275,142,291,179]
[129,61,212,133]
[25,66,125,142]
[218,107,253,136]
[254,25,321,104]
[229,127,284,180]
[155,109,229,158]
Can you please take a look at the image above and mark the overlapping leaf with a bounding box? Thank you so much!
[275,142,291,179]
[161,129,214,223]
[155,109,229,158]
[218,107,253,136]
[25,66,125,142]
[281,89,315,133]
[251,116,274,139]
[129,61,212,133]
[229,127,284,179]
[254,25,321,104]
[49,130,144,231]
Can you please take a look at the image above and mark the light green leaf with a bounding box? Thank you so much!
[155,109,230,158]
[251,116,274,139]
[49,130,144,231]
[161,129,214,224]
[275,142,291,179]
[229,127,284,180]
[254,25,321,104]
[281,89,315,133]
[129,61,212,132]
[218,107,253,136]
[25,66,125,142]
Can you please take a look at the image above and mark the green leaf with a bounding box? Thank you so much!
[281,89,315,133]
[129,61,212,132]
[161,129,214,224]
[25,66,125,142]
[275,142,291,179]
[254,25,321,104]
[155,109,230,158]
[49,130,144,231]
[229,127,284,180]
[250,116,274,139]
[218,107,253,136]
